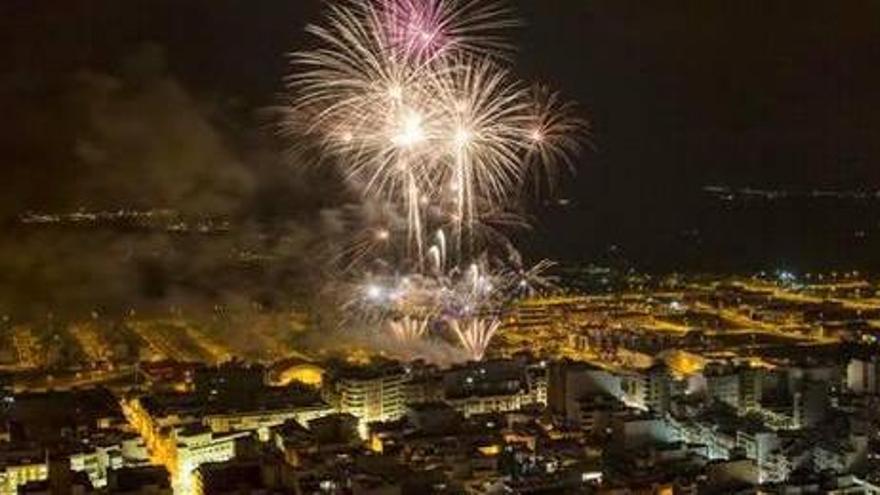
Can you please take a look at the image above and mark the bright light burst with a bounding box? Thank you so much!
[286,0,586,361]
[349,253,500,321]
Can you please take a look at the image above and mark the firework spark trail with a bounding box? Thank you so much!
[449,317,500,361]
[429,54,531,260]
[335,236,558,360]
[499,254,559,300]
[389,315,431,341]
[286,0,586,361]
[524,85,591,196]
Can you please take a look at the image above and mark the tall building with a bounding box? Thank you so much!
[172,426,248,494]
[736,428,781,484]
[549,361,622,423]
[526,361,549,406]
[704,363,762,412]
[642,364,673,414]
[847,356,880,395]
[739,366,762,411]
[323,360,407,434]
[792,379,829,429]
[621,364,672,414]
[428,360,546,418]
[0,448,48,495]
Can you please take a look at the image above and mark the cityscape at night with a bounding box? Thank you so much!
[4,0,880,494]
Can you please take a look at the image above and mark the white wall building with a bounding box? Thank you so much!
[174,427,249,494]
[324,363,407,435]
[847,357,880,395]
[0,451,48,495]
[69,444,123,489]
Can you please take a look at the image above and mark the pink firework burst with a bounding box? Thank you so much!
[379,0,516,62]
[381,0,449,61]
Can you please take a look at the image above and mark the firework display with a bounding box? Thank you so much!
[286,0,586,361]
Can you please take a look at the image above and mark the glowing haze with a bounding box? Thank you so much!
[285,0,586,362]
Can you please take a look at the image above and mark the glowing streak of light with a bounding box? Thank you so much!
[449,318,500,361]
[389,316,431,341]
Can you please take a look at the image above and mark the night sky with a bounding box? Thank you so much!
[3,0,880,281]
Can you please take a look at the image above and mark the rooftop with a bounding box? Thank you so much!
[140,384,325,418]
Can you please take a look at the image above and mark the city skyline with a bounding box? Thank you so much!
[3,2,880,494]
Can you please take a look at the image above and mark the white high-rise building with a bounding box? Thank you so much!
[324,361,407,434]
[847,357,880,395]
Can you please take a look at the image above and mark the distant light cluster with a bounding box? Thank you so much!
[18,209,231,234]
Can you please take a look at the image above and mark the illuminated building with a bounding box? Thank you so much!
[549,361,622,422]
[445,388,530,418]
[703,363,762,412]
[443,360,543,418]
[847,356,880,395]
[202,403,333,441]
[323,360,407,434]
[122,385,333,492]
[0,449,47,495]
[69,443,122,489]
[124,383,332,442]
[637,364,674,414]
[525,361,549,406]
[736,428,782,484]
[172,426,248,494]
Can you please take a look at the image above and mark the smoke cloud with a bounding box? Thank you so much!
[0,45,333,322]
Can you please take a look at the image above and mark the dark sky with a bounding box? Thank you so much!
[3,0,880,272]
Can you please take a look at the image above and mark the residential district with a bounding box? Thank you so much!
[3,271,880,494]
